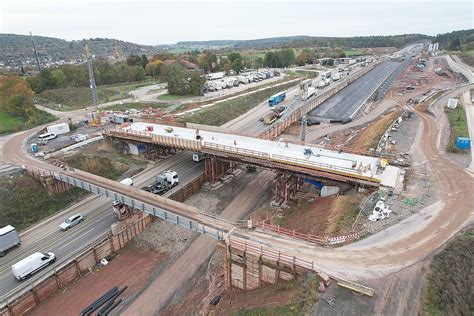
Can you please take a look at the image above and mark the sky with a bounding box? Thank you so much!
[0,0,473,45]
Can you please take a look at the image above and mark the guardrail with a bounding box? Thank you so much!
[229,237,314,271]
[259,63,379,140]
[0,231,110,309]
[203,142,271,161]
[253,220,366,246]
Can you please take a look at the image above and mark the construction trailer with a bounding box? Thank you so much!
[47,123,70,135]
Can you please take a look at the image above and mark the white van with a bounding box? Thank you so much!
[12,252,56,281]
[192,153,204,162]
[120,178,133,186]
[38,133,57,141]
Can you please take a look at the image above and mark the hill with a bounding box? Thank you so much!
[0,34,157,68]
[173,34,431,50]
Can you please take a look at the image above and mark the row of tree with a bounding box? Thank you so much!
[27,60,146,93]
[434,29,474,51]
[0,75,37,123]
[161,62,205,96]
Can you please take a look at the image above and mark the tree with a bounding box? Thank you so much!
[277,49,296,68]
[141,55,148,69]
[126,54,142,67]
[264,52,278,67]
[230,57,244,74]
[145,60,163,77]
[296,51,311,66]
[161,62,205,96]
[227,52,242,63]
[198,51,217,73]
[0,75,35,118]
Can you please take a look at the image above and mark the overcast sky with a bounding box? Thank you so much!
[1,0,472,45]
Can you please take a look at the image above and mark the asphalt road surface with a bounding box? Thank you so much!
[308,60,408,120]
[0,152,201,297]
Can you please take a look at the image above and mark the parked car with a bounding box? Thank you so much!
[59,213,84,231]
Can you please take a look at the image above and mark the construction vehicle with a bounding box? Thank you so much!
[263,105,287,125]
[143,170,179,195]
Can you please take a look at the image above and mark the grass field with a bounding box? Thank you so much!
[106,102,169,111]
[344,49,365,57]
[179,80,300,126]
[421,227,473,316]
[0,175,88,231]
[38,80,157,112]
[445,104,469,153]
[157,93,193,101]
[63,155,128,180]
[0,108,56,135]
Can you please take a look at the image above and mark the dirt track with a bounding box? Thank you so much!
[241,84,474,280]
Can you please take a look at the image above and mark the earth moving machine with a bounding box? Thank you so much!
[143,170,179,195]
[0,225,21,257]
[264,105,287,125]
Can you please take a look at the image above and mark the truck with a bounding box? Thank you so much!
[332,72,343,81]
[207,72,225,80]
[318,78,331,89]
[304,87,316,100]
[322,71,332,79]
[268,91,286,107]
[0,225,21,257]
[263,105,287,125]
[108,114,132,124]
[142,170,179,195]
[12,252,56,281]
[46,123,70,136]
[238,75,249,84]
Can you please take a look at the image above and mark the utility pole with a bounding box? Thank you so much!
[30,32,41,72]
[300,115,307,143]
[84,43,99,125]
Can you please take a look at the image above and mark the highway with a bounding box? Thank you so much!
[223,62,369,135]
[308,60,409,120]
[0,151,201,297]
[0,55,387,299]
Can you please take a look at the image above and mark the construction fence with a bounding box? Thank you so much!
[252,220,366,246]
[0,215,152,316]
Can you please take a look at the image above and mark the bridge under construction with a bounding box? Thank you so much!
[104,122,402,200]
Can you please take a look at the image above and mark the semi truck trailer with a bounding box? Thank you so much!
[0,225,21,257]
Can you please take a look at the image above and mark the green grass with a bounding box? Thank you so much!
[0,108,56,135]
[106,102,169,111]
[37,80,158,112]
[157,93,193,101]
[179,80,300,126]
[421,227,473,316]
[0,175,88,231]
[344,49,365,57]
[445,104,469,153]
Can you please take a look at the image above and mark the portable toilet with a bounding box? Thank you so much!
[31,143,39,153]
[456,137,471,149]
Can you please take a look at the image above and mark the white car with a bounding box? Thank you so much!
[60,213,84,231]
